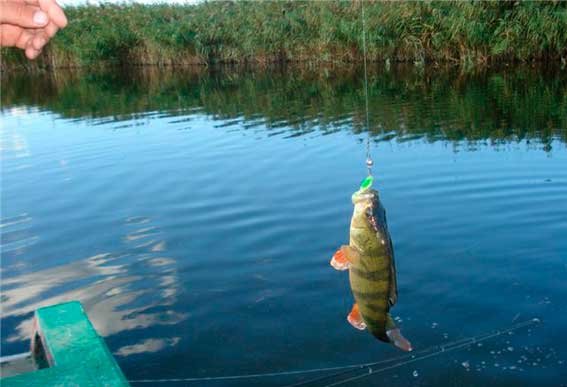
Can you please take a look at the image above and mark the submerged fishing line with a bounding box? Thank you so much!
[285,318,540,387]
[127,318,540,384]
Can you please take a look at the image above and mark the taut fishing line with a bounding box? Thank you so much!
[361,0,373,177]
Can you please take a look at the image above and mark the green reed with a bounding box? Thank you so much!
[1,1,566,70]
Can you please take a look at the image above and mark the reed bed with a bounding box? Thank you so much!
[2,1,567,70]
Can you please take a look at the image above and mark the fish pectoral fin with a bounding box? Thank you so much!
[330,246,350,271]
[330,245,360,271]
[347,303,367,330]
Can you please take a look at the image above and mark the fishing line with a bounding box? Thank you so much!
[127,318,540,384]
[360,0,373,177]
[286,318,540,387]
[127,362,390,384]
[317,318,541,387]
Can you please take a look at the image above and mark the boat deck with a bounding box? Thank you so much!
[1,301,129,386]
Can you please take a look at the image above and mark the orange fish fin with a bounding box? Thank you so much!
[347,303,367,330]
[330,246,350,271]
[330,246,360,271]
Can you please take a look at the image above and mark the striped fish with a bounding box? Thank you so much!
[331,186,412,351]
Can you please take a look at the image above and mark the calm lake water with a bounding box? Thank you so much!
[1,66,566,386]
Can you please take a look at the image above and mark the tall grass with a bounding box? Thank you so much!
[1,1,567,70]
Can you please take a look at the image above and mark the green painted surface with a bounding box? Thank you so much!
[2,301,129,387]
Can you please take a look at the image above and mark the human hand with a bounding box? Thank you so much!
[1,0,67,59]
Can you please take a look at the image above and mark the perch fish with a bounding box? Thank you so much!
[331,177,412,351]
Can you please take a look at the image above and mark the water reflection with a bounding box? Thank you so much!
[0,214,37,262]
[1,216,186,356]
[115,337,181,357]
[1,65,565,147]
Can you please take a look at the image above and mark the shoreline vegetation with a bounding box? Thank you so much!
[1,1,567,71]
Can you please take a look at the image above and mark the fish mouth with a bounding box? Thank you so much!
[352,188,377,205]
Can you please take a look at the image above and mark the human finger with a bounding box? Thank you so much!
[15,28,35,49]
[42,20,58,38]
[31,31,46,50]
[0,23,22,46]
[25,45,41,60]
[38,0,67,28]
[0,2,48,28]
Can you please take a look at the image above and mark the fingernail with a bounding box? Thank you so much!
[33,11,48,25]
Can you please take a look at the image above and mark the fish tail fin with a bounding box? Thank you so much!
[386,328,412,352]
[386,314,413,352]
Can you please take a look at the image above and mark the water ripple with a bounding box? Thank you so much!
[1,68,566,386]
